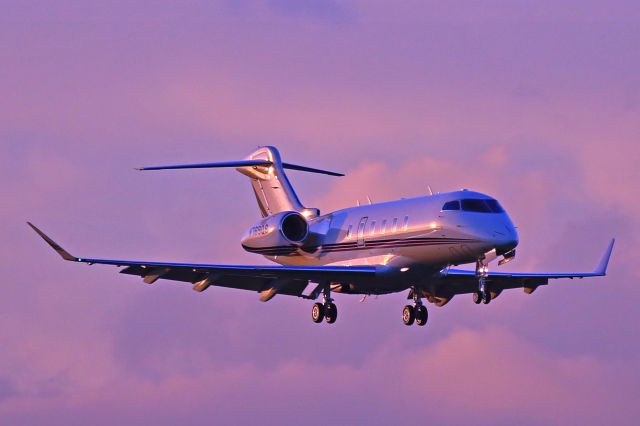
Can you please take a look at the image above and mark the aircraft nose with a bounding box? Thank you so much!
[492,223,519,255]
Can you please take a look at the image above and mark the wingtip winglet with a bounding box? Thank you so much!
[594,238,615,276]
[27,222,78,262]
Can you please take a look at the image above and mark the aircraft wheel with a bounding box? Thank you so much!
[402,305,415,326]
[311,302,325,323]
[324,303,338,324]
[415,305,428,326]
[482,291,491,305]
[473,291,482,304]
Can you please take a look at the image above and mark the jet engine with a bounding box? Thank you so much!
[241,211,310,253]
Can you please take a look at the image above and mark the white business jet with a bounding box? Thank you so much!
[29,146,614,327]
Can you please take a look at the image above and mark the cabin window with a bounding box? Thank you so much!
[403,216,409,231]
[380,219,387,234]
[442,200,460,211]
[346,225,353,239]
[392,218,398,233]
[369,221,376,236]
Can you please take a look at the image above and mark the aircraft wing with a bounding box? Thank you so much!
[27,223,376,301]
[438,239,615,296]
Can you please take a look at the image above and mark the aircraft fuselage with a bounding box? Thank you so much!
[241,190,519,294]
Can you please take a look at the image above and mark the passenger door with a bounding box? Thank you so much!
[357,217,368,247]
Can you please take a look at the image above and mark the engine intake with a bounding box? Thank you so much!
[281,212,309,242]
[241,211,310,253]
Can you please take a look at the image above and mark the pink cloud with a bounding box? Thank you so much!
[1,327,636,425]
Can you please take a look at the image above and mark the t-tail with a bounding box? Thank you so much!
[137,146,343,217]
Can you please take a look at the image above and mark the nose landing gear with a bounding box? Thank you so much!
[473,289,492,304]
[473,258,492,305]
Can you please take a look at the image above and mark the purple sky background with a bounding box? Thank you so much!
[2,1,639,424]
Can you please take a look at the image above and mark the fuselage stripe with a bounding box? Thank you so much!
[242,237,480,256]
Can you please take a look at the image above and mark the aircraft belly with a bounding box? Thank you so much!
[265,240,484,268]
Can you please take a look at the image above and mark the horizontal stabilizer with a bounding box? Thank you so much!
[282,162,344,177]
[137,146,340,216]
[137,160,344,176]
[136,160,269,171]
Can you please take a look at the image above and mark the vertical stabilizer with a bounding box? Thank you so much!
[237,146,314,217]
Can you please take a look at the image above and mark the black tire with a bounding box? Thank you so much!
[415,305,428,326]
[402,305,415,326]
[311,302,325,323]
[473,291,482,304]
[482,290,491,305]
[324,302,338,324]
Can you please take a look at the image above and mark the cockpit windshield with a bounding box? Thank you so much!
[442,199,504,213]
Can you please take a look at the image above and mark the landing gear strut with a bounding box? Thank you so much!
[403,288,428,327]
[311,285,338,324]
[473,258,492,305]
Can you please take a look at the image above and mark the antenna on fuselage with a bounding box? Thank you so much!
[427,185,434,196]
[366,195,372,205]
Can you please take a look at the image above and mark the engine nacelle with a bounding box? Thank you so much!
[241,211,309,253]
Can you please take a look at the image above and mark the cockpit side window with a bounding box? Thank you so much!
[485,199,505,213]
[442,200,460,211]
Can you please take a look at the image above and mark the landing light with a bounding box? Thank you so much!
[400,267,410,272]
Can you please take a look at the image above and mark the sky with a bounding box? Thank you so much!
[1,1,639,424]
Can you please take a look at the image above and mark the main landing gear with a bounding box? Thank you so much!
[311,285,338,324]
[473,258,492,305]
[402,289,428,327]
